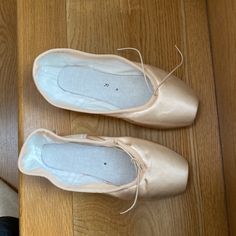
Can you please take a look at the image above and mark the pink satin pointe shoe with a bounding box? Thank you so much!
[33,47,199,128]
[18,129,188,213]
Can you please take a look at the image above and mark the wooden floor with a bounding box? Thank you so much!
[207,0,236,234]
[11,0,236,235]
[0,0,18,189]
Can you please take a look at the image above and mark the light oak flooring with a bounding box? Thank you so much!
[0,0,235,235]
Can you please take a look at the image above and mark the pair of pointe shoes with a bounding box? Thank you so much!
[18,48,199,213]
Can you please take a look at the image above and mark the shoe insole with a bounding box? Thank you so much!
[41,143,137,186]
[57,65,152,110]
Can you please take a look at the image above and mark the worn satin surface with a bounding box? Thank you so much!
[18,129,188,200]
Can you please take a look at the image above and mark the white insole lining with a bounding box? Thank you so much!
[41,143,137,186]
[57,65,153,110]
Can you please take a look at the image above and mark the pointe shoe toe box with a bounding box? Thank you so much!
[122,66,199,128]
[109,138,189,199]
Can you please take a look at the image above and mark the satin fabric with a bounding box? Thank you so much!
[33,49,199,128]
[18,129,188,200]
[115,65,199,128]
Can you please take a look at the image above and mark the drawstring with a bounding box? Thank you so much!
[117,46,183,96]
[74,136,143,214]
[115,140,142,214]
[117,47,153,94]
[120,158,141,214]
[154,45,183,95]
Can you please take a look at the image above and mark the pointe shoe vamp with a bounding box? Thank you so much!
[117,65,199,128]
[109,137,188,199]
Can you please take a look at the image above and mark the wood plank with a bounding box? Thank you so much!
[67,0,228,235]
[207,0,236,234]
[18,1,73,235]
[0,0,18,189]
[182,1,228,233]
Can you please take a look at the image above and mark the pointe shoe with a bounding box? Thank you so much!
[18,129,188,213]
[33,48,199,128]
